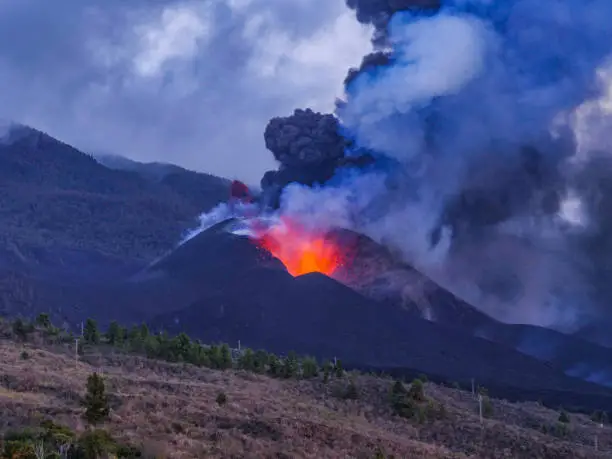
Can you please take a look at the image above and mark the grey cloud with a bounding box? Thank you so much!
[0,0,372,183]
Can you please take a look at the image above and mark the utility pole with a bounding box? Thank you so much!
[74,338,79,368]
[80,321,84,338]
[595,422,603,451]
[237,340,241,352]
[478,394,483,424]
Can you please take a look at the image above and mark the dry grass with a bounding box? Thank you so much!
[1,339,611,459]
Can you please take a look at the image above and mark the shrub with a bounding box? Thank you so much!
[554,422,570,437]
[408,379,425,402]
[558,409,570,424]
[12,318,33,341]
[482,396,494,418]
[76,429,115,458]
[216,392,228,406]
[343,380,359,400]
[334,359,344,378]
[267,354,283,378]
[35,313,51,329]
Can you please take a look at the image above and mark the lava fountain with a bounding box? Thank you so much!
[251,217,343,277]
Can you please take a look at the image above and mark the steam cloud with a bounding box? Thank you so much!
[273,0,612,335]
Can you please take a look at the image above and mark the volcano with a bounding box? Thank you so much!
[133,219,612,406]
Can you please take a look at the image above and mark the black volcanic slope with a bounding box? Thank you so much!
[328,229,612,388]
[144,220,611,399]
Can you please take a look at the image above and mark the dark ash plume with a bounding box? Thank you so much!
[261,108,374,209]
[264,109,346,168]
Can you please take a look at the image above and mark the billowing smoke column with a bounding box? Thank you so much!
[336,0,612,332]
[263,0,612,335]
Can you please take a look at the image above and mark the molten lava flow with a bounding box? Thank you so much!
[254,218,341,277]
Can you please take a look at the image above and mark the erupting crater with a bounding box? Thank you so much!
[251,217,343,277]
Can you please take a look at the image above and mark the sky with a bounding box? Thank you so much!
[0,0,373,184]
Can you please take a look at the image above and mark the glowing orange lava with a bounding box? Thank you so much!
[255,218,341,277]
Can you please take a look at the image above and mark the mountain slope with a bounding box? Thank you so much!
[0,124,229,321]
[95,153,231,211]
[0,125,229,265]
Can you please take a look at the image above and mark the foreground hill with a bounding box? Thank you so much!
[0,320,611,459]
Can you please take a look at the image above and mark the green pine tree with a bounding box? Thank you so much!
[35,313,51,329]
[208,345,222,369]
[127,325,143,351]
[219,344,233,369]
[322,360,333,383]
[139,323,150,339]
[282,351,299,379]
[83,372,110,426]
[301,356,319,379]
[171,333,192,361]
[238,348,256,372]
[105,321,122,345]
[253,350,269,374]
[83,318,100,345]
[334,359,344,378]
[268,354,282,377]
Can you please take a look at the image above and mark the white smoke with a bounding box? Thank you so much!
[180,200,260,243]
[340,12,493,161]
